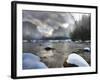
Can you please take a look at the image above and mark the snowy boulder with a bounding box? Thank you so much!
[23,60,48,69]
[23,53,40,61]
[67,53,89,67]
[23,53,48,69]
[83,47,90,52]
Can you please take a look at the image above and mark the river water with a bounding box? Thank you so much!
[23,40,90,68]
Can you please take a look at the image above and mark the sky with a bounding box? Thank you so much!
[72,13,89,21]
[23,10,90,39]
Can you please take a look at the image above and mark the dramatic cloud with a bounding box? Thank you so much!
[22,10,89,40]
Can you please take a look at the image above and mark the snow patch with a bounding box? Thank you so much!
[83,47,90,52]
[23,53,48,69]
[67,53,89,67]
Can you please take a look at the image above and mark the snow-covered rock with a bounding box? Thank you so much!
[23,61,48,69]
[23,53,40,61]
[23,53,48,69]
[67,53,89,67]
[83,47,91,52]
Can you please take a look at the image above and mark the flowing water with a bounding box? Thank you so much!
[23,40,90,68]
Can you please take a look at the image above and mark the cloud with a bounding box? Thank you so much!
[37,25,54,37]
[22,10,78,38]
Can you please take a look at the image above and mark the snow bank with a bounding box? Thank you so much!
[23,53,48,69]
[67,53,89,67]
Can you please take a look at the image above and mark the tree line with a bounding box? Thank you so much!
[70,15,91,41]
